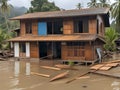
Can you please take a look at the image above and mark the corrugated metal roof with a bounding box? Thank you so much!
[9,34,104,42]
[10,8,109,20]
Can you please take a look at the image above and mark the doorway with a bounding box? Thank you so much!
[39,42,61,60]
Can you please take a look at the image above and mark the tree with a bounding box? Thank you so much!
[111,0,120,32]
[28,0,60,13]
[98,0,110,7]
[0,0,12,31]
[0,29,11,50]
[104,27,119,52]
[76,3,82,9]
[87,0,98,8]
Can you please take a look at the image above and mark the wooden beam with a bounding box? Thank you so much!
[65,72,90,84]
[90,71,120,79]
[31,72,50,78]
[50,71,69,82]
[40,66,61,71]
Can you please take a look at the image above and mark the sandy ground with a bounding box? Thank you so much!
[0,58,120,90]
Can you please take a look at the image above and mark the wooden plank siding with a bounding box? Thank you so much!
[20,20,26,36]
[30,42,39,58]
[63,20,74,34]
[32,20,38,35]
[85,42,94,61]
[89,19,97,34]
[61,44,68,60]
[61,42,94,61]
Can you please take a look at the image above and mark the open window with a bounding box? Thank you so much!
[25,21,32,34]
[19,43,26,53]
[47,21,63,34]
[74,19,88,33]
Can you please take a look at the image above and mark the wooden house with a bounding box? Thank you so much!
[9,8,110,63]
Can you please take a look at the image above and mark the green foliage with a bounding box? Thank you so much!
[0,29,11,50]
[87,0,98,8]
[104,27,119,52]
[87,0,110,8]
[68,61,74,66]
[76,3,82,9]
[111,0,120,32]
[27,0,60,13]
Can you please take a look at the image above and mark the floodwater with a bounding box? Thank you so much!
[0,58,120,90]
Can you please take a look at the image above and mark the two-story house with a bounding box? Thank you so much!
[9,8,110,63]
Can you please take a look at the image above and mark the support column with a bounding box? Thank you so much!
[14,42,19,57]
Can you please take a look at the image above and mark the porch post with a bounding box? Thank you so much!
[14,42,19,57]
[26,42,30,57]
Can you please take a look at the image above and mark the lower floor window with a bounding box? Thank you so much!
[19,43,26,53]
[67,42,85,57]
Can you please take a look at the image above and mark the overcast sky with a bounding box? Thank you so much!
[9,0,114,10]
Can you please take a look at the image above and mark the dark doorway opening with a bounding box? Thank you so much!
[52,42,61,59]
[39,42,47,59]
[39,42,61,60]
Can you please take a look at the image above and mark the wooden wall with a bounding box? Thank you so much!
[32,20,38,35]
[30,42,39,58]
[61,42,94,61]
[20,20,26,36]
[85,42,94,61]
[89,18,97,34]
[61,44,68,60]
[63,20,74,34]
[20,20,38,36]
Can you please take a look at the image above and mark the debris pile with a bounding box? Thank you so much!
[0,50,14,60]
[30,60,120,83]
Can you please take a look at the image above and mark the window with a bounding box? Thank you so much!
[20,43,26,53]
[67,42,85,57]
[74,19,88,33]
[25,22,32,34]
[47,21,63,34]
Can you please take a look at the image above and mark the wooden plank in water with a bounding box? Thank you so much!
[77,76,90,79]
[55,64,70,69]
[99,66,111,71]
[65,72,90,84]
[31,72,50,78]
[50,71,69,82]
[55,64,78,70]
[107,60,120,63]
[105,63,119,67]
[90,64,104,70]
[40,66,61,71]
[91,71,120,79]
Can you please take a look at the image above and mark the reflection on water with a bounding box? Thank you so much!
[14,61,31,77]
[26,62,30,76]
[14,61,20,77]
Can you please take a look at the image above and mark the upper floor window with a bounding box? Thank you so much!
[74,19,88,33]
[47,21,63,34]
[25,22,32,34]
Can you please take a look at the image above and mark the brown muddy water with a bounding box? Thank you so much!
[0,58,120,90]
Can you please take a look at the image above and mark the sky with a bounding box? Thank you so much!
[9,0,115,10]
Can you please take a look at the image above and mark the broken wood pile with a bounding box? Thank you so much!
[0,50,14,59]
[90,63,119,71]
[30,60,120,83]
